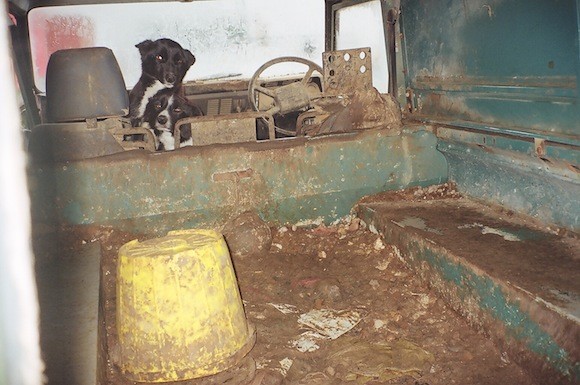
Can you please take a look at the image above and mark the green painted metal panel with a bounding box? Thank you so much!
[403,0,577,78]
[29,129,447,233]
[357,202,580,383]
[437,128,580,231]
[437,126,580,166]
[400,0,580,143]
[412,245,580,381]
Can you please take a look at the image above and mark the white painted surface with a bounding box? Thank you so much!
[335,0,389,93]
[28,0,325,92]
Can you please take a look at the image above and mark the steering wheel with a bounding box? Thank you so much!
[248,57,323,116]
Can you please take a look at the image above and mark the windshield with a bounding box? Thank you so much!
[28,0,325,93]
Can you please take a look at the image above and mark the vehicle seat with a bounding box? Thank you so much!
[29,47,155,162]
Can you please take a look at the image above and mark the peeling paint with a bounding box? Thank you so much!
[415,246,576,379]
[458,222,521,241]
[393,216,442,235]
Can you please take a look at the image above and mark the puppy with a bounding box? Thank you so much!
[142,92,202,151]
[170,96,203,149]
[129,38,195,127]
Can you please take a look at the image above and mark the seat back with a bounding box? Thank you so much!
[46,47,129,123]
[29,47,155,162]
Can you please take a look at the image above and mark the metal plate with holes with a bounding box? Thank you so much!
[323,47,373,96]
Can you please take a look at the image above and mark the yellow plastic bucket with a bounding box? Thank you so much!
[116,229,255,382]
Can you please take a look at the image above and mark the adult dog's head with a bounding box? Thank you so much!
[136,38,195,87]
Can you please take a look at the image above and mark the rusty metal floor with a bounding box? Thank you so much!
[356,193,580,384]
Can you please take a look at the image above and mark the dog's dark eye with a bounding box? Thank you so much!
[156,54,164,62]
[173,107,183,113]
[154,102,162,109]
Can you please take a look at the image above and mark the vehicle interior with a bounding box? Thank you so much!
[2,0,579,385]
[16,0,396,155]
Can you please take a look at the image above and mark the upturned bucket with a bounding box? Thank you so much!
[116,229,255,382]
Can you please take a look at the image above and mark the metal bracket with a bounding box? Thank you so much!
[534,138,547,159]
[106,119,156,152]
[323,47,373,96]
[175,112,276,146]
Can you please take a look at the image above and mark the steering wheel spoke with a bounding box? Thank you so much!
[301,65,318,84]
[248,57,323,114]
[265,105,281,115]
[254,85,276,97]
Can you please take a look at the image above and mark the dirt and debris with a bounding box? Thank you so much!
[358,182,461,204]
[231,218,537,385]
[36,208,538,385]
[91,215,538,385]
[223,211,273,259]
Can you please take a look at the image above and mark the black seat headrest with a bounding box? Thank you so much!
[46,47,129,123]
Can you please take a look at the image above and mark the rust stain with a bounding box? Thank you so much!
[212,168,254,182]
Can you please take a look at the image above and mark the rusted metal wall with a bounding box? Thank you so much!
[437,128,580,231]
[399,0,580,230]
[29,128,447,234]
[400,0,579,142]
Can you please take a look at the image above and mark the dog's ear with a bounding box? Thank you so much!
[136,40,154,56]
[184,50,196,67]
[190,104,203,117]
[179,123,192,141]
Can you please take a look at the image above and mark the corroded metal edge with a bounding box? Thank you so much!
[29,127,447,234]
[357,204,580,384]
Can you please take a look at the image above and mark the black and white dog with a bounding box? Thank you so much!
[128,38,195,127]
[142,91,202,151]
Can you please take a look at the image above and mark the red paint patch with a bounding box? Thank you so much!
[30,14,95,83]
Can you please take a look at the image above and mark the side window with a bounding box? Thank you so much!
[333,0,389,93]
